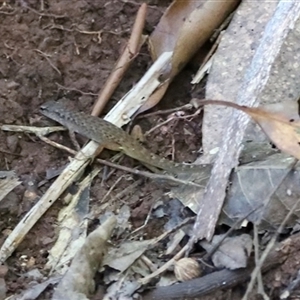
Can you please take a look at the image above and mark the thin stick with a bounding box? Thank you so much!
[139,245,188,285]
[137,103,194,119]
[92,3,147,116]
[253,225,270,300]
[242,196,300,299]
[144,109,202,136]
[96,158,205,188]
[39,133,206,188]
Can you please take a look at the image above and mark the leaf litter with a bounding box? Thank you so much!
[1,1,300,300]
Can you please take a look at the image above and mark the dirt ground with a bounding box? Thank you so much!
[0,1,299,299]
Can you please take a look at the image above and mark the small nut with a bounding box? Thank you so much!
[174,258,201,282]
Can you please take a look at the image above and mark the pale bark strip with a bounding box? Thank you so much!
[52,216,116,300]
[191,1,300,242]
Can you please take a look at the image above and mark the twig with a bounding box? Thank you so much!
[110,178,142,201]
[144,109,202,136]
[91,179,143,218]
[34,49,61,75]
[137,103,194,119]
[0,3,16,15]
[280,269,300,299]
[46,24,128,36]
[253,225,270,300]
[139,245,188,285]
[0,148,24,157]
[1,124,66,136]
[0,9,16,15]
[145,116,178,136]
[92,3,147,116]
[130,201,156,236]
[46,24,74,32]
[96,158,205,188]
[100,175,127,204]
[146,216,196,245]
[55,82,98,96]
[139,217,196,285]
[242,196,300,299]
[171,135,176,161]
[75,29,103,43]
[41,136,79,155]
[24,5,67,18]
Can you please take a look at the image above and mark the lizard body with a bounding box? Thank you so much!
[40,101,201,175]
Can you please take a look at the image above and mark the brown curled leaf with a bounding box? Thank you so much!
[199,99,300,160]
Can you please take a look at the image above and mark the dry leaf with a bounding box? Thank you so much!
[221,152,300,230]
[0,171,21,203]
[200,99,300,160]
[244,107,300,160]
[172,142,300,230]
[176,99,300,230]
[17,276,61,300]
[102,240,153,272]
[138,0,239,114]
[200,234,252,269]
[150,0,239,78]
